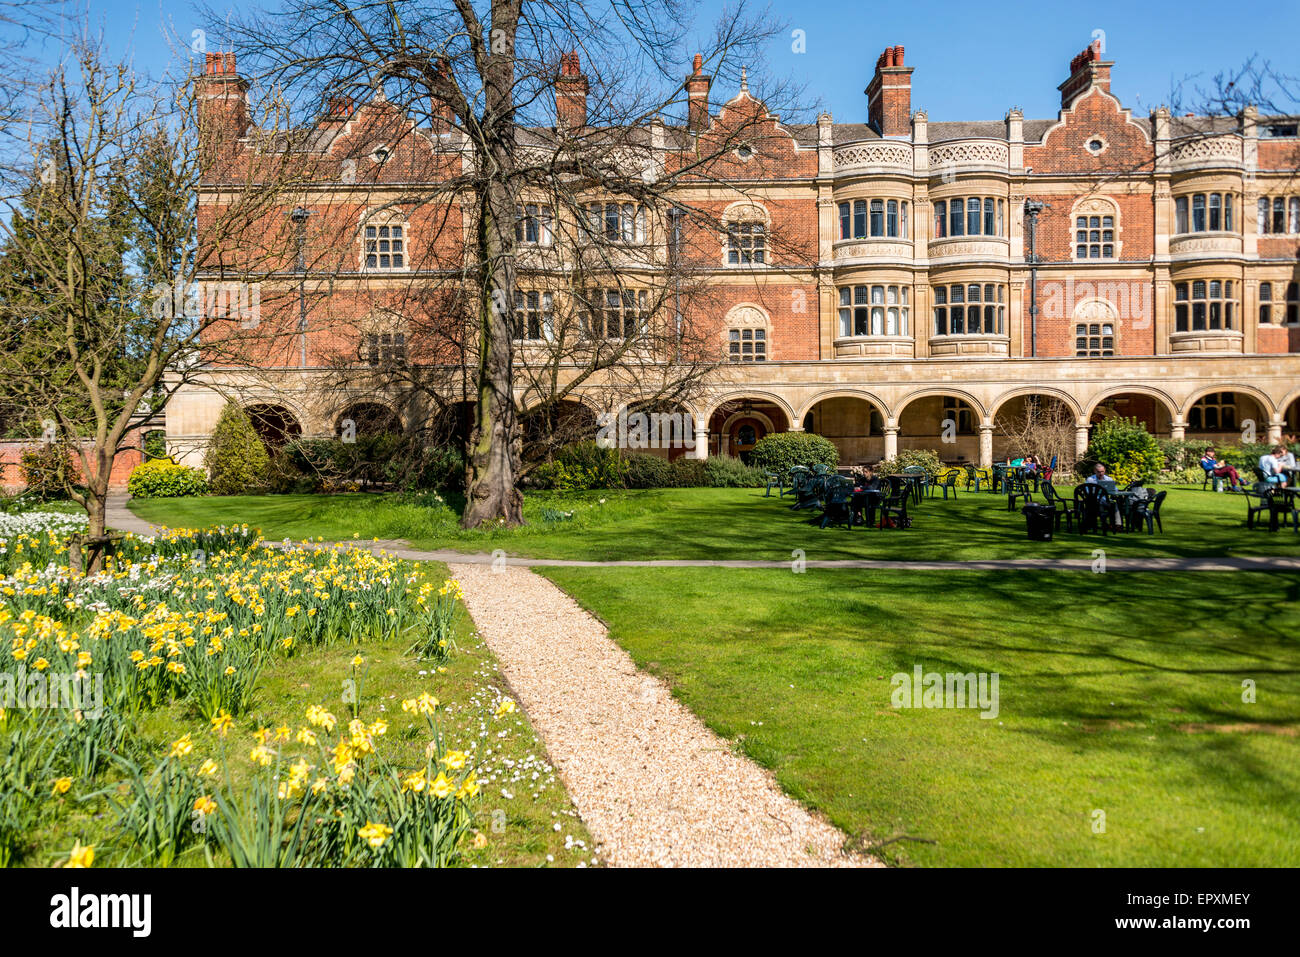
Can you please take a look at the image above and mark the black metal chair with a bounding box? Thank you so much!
[1073,483,1110,535]
[1244,486,1274,530]
[819,478,856,530]
[1271,488,1300,533]
[1129,489,1167,535]
[1040,481,1075,532]
[878,490,911,529]
[1006,476,1034,511]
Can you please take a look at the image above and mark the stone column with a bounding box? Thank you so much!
[1267,416,1283,445]
[694,427,709,460]
[884,425,899,460]
[1170,420,1187,442]
[978,425,994,469]
[1075,424,1091,461]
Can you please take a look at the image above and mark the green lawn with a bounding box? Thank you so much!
[128,483,1300,562]
[539,566,1300,867]
[124,485,1300,867]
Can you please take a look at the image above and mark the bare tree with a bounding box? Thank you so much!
[207,0,808,526]
[0,35,304,571]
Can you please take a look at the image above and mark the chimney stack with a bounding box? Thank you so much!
[685,54,712,132]
[323,95,354,121]
[865,45,912,137]
[431,58,454,134]
[1058,40,1112,109]
[197,51,249,144]
[556,51,588,130]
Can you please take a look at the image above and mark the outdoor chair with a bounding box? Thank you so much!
[1129,489,1167,535]
[1201,464,1224,491]
[936,469,961,499]
[1244,486,1273,530]
[878,490,911,529]
[1270,488,1300,533]
[790,471,821,510]
[812,464,834,476]
[964,463,990,493]
[819,479,856,530]
[1040,481,1075,532]
[902,465,932,500]
[1073,483,1110,535]
[783,466,810,498]
[763,470,784,498]
[1006,476,1034,511]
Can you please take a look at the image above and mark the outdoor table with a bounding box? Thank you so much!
[1108,490,1143,531]
[850,488,884,527]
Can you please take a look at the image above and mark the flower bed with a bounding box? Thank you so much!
[0,513,492,868]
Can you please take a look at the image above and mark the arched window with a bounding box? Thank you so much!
[360,212,408,271]
[722,203,769,266]
[1073,199,1119,259]
[724,304,771,360]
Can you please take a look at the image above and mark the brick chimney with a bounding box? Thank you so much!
[1058,40,1112,109]
[197,52,249,135]
[430,58,454,135]
[556,51,588,130]
[323,95,354,121]
[685,54,712,132]
[865,45,912,137]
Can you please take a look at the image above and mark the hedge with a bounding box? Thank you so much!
[748,432,839,473]
[127,459,209,498]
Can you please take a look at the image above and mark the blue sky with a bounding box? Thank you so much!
[10,0,1299,123]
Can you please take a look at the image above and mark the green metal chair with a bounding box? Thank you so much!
[936,468,961,500]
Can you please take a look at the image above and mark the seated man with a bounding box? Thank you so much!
[1277,444,1297,470]
[1259,447,1289,486]
[1199,448,1242,489]
[1085,463,1109,484]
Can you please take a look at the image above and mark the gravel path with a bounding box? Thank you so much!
[449,561,879,868]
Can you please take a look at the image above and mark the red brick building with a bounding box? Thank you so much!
[170,41,1300,468]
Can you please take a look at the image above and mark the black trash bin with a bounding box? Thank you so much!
[1022,503,1055,541]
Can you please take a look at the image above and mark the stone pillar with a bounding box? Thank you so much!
[694,427,708,460]
[1075,424,1091,461]
[1170,420,1187,442]
[978,425,994,469]
[1267,417,1283,445]
[884,426,899,460]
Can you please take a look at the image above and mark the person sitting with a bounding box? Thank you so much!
[1085,463,1109,484]
[1259,446,1289,486]
[1198,448,1242,489]
[1022,454,1040,473]
[1277,442,1297,471]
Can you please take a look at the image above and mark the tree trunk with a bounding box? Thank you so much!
[461,175,524,528]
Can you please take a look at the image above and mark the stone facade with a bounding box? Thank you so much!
[174,43,1300,469]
